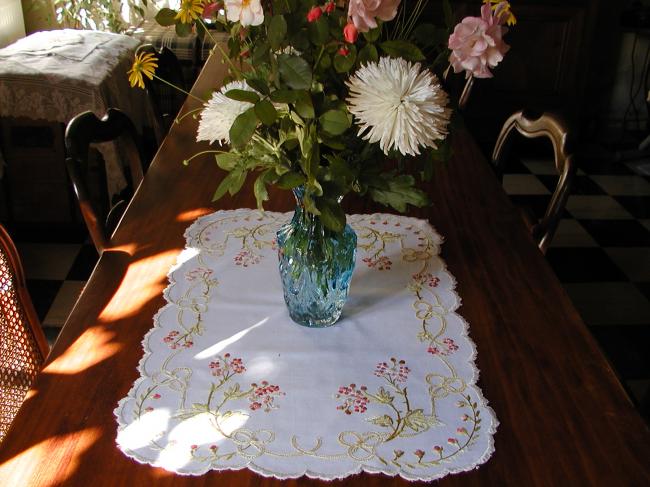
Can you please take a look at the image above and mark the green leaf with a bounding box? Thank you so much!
[319,53,331,70]
[308,18,329,45]
[320,135,345,150]
[253,172,270,210]
[254,100,277,126]
[276,171,306,189]
[212,170,240,201]
[246,78,270,95]
[323,155,355,187]
[316,198,345,232]
[368,175,429,212]
[379,40,426,61]
[357,44,378,65]
[294,91,315,119]
[368,415,394,428]
[268,14,287,49]
[333,45,356,73]
[215,152,239,171]
[363,26,381,42]
[228,170,247,195]
[319,109,350,136]
[412,23,439,49]
[251,40,270,67]
[175,22,191,37]
[155,8,176,26]
[225,89,260,103]
[303,193,321,216]
[278,54,312,90]
[229,107,258,148]
[270,89,298,103]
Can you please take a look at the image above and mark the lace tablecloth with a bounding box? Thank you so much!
[0,30,152,196]
[115,209,497,481]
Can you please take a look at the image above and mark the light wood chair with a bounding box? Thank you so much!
[492,110,576,254]
[65,108,146,254]
[0,224,49,444]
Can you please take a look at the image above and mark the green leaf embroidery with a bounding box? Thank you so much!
[368,415,394,428]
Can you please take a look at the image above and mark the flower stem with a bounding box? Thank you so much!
[175,107,204,124]
[152,74,204,103]
[183,149,228,165]
[197,18,242,77]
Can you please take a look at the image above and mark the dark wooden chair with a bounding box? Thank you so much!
[492,110,576,254]
[138,44,187,143]
[0,224,49,444]
[65,108,146,254]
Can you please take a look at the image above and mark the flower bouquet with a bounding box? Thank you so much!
[129,0,515,327]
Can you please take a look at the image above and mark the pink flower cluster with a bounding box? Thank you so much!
[427,338,459,356]
[448,3,511,79]
[234,250,261,267]
[362,255,392,270]
[335,383,369,414]
[412,272,440,288]
[209,353,246,377]
[374,358,410,383]
[249,380,284,412]
[163,330,193,349]
[186,267,214,281]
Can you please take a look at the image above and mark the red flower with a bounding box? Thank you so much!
[202,2,221,19]
[324,2,335,14]
[307,6,322,22]
[343,23,359,44]
[338,46,350,56]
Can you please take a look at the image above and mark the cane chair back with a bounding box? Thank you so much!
[65,108,146,254]
[492,110,576,253]
[0,224,49,444]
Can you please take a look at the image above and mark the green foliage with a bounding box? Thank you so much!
[152,0,458,231]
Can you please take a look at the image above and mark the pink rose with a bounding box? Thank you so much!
[348,0,401,33]
[448,4,510,79]
[343,22,358,43]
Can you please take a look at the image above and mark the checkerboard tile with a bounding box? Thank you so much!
[504,154,650,421]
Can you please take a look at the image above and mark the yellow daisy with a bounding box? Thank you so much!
[483,0,517,26]
[175,0,204,24]
[127,52,158,89]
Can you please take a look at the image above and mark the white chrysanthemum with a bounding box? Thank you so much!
[346,57,451,156]
[197,80,259,145]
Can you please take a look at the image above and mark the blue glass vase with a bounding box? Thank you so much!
[276,189,357,327]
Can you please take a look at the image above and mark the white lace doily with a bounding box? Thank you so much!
[114,209,497,481]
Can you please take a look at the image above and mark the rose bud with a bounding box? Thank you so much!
[343,22,358,43]
[324,2,335,14]
[338,46,350,56]
[307,6,322,22]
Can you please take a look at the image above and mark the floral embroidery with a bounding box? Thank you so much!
[362,255,393,270]
[163,330,195,349]
[249,381,284,412]
[335,358,436,442]
[427,338,459,356]
[234,249,261,267]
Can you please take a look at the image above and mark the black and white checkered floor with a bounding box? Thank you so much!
[15,153,650,420]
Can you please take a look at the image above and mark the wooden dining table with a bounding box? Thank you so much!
[1,51,649,486]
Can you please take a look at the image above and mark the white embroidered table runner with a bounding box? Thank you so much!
[115,209,497,481]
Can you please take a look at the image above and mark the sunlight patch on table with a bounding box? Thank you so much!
[99,249,179,321]
[44,326,119,374]
[117,408,172,450]
[194,317,269,360]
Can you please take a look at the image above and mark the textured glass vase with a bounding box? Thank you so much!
[276,189,357,327]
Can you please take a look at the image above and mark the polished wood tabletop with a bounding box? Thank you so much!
[1,53,649,486]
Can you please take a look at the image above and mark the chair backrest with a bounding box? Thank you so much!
[0,224,48,444]
[492,110,576,253]
[138,44,187,143]
[65,108,145,253]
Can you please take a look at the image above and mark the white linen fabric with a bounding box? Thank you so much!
[0,29,153,196]
[115,209,497,481]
